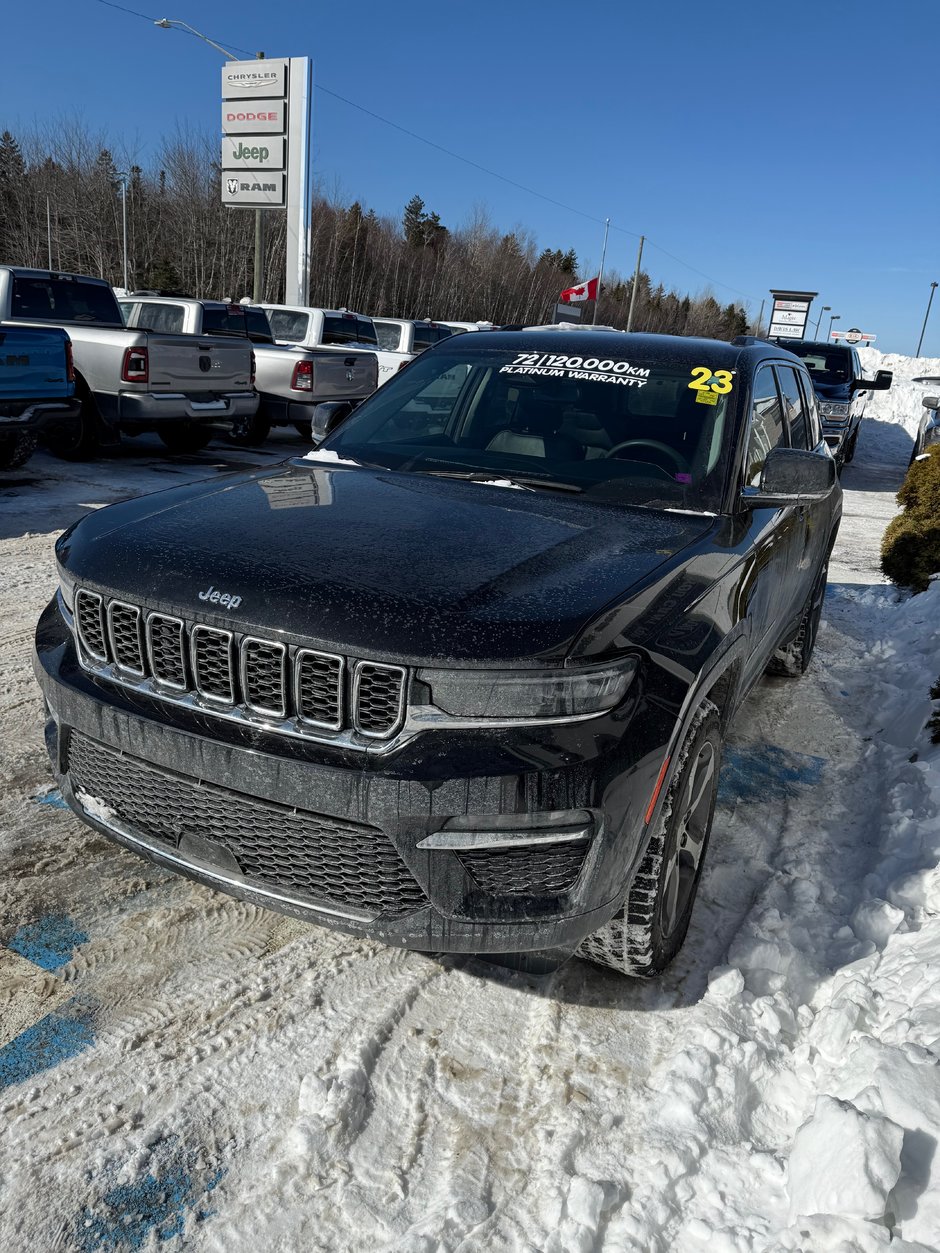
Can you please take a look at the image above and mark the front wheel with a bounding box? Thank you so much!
[158,424,214,454]
[45,387,101,461]
[578,700,722,977]
[842,428,859,464]
[0,433,38,470]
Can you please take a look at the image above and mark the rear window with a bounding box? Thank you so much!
[12,276,121,325]
[322,315,378,347]
[374,320,403,352]
[785,343,852,385]
[201,306,249,336]
[412,324,454,352]
[267,310,309,343]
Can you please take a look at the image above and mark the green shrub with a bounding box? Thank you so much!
[882,445,940,591]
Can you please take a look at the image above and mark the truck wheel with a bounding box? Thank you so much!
[292,420,312,440]
[842,428,859,464]
[228,415,271,446]
[158,425,214,454]
[766,560,828,678]
[45,384,101,461]
[0,433,38,470]
[578,700,721,978]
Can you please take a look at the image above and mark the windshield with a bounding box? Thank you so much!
[786,344,851,385]
[323,346,737,512]
[12,276,122,324]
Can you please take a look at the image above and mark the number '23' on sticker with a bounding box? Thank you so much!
[689,367,734,394]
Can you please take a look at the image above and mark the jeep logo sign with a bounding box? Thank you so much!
[221,100,285,135]
[221,172,286,207]
[221,136,285,172]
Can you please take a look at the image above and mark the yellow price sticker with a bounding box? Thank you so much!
[689,367,734,395]
[695,389,718,405]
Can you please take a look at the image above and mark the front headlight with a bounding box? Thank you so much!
[819,401,850,418]
[413,658,638,725]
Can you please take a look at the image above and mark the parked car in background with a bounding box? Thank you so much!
[36,330,841,979]
[777,339,892,465]
[0,267,257,457]
[0,324,80,469]
[261,304,405,389]
[120,297,377,443]
[438,320,497,334]
[372,318,456,358]
[910,377,940,463]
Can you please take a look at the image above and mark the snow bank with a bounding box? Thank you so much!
[858,347,940,438]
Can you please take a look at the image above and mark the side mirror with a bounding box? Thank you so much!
[743,446,836,508]
[311,401,354,444]
[872,369,892,390]
[923,396,940,411]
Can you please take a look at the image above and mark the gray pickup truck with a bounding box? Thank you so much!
[0,324,81,469]
[119,297,378,442]
[0,268,257,457]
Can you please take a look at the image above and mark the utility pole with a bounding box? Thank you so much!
[755,299,765,336]
[116,172,129,292]
[626,235,645,332]
[916,281,938,357]
[815,304,830,337]
[591,218,609,328]
[46,197,52,271]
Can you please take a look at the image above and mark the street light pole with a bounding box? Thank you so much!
[815,305,830,337]
[916,281,938,357]
[116,171,129,292]
[155,19,266,301]
[827,314,840,340]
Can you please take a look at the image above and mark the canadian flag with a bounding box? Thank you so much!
[560,276,599,303]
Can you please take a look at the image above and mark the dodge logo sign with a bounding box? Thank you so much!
[226,178,239,196]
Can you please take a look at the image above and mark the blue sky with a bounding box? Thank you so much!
[4,0,938,353]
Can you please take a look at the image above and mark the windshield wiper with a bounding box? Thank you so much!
[423,469,583,494]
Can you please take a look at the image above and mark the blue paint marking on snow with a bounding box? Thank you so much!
[35,788,69,810]
[8,913,89,971]
[73,1139,226,1251]
[718,744,826,805]
[0,1002,95,1091]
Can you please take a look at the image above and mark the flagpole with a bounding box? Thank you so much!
[591,218,610,328]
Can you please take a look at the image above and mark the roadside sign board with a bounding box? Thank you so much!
[833,329,877,343]
[769,289,818,340]
[221,100,286,135]
[553,302,582,324]
[222,173,285,207]
[221,136,285,170]
[222,60,288,99]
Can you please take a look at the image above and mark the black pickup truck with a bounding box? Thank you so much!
[778,339,892,465]
[35,330,841,978]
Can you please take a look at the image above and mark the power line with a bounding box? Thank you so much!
[89,0,756,303]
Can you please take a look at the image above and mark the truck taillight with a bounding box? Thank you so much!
[397,360,408,372]
[291,360,313,391]
[121,346,149,383]
[65,340,75,383]
[250,350,256,386]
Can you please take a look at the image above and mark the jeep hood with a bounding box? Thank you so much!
[58,461,718,665]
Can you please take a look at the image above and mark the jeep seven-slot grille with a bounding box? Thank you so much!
[67,732,428,918]
[71,588,406,740]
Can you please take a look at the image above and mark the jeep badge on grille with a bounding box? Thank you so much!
[198,585,243,609]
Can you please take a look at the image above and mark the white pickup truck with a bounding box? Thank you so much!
[0,267,257,457]
[119,297,378,442]
[262,305,412,388]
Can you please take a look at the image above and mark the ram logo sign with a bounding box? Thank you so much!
[221,172,285,207]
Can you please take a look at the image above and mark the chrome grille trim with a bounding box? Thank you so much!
[75,589,108,663]
[145,613,187,691]
[294,649,345,731]
[190,625,235,705]
[240,637,288,719]
[106,600,145,676]
[353,661,407,739]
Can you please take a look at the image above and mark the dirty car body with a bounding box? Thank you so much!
[34,330,841,969]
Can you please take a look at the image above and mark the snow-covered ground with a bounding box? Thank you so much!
[1,358,940,1251]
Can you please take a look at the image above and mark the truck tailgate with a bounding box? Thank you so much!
[0,325,70,401]
[147,335,252,392]
[309,348,378,400]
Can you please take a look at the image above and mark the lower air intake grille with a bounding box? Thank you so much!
[458,841,588,895]
[67,732,428,918]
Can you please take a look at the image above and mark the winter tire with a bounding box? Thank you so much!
[842,428,859,464]
[45,384,101,461]
[292,420,313,440]
[766,560,828,678]
[578,700,721,977]
[0,433,38,470]
[158,424,215,454]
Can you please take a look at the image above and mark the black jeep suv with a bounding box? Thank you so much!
[34,330,841,977]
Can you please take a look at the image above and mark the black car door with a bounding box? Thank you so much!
[736,363,803,689]
[784,364,837,587]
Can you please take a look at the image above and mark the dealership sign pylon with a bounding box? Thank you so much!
[221,57,312,305]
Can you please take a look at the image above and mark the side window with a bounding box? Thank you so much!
[746,365,785,486]
[139,303,185,334]
[775,365,809,449]
[796,370,822,446]
[411,325,434,352]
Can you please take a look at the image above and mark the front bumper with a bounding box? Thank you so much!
[116,390,259,425]
[0,397,81,436]
[34,597,663,955]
